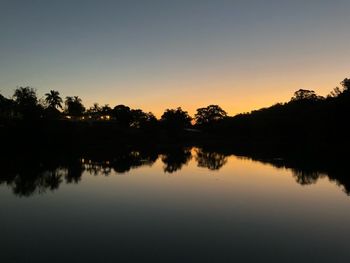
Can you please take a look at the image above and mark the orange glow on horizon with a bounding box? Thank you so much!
[89,80,340,118]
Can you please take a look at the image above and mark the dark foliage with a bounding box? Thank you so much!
[0,77,349,147]
[160,107,192,131]
[213,79,350,145]
[112,104,133,127]
[45,90,63,109]
[12,87,43,120]
[195,104,227,127]
[65,96,85,117]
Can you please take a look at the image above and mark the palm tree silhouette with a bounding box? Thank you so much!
[45,90,63,109]
[65,96,85,116]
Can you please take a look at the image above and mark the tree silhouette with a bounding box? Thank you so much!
[329,87,343,98]
[160,107,192,130]
[65,96,85,117]
[101,104,112,115]
[1,76,349,152]
[43,90,63,119]
[291,89,321,101]
[328,79,350,98]
[13,87,37,106]
[45,90,63,109]
[195,105,227,126]
[130,109,156,128]
[91,103,101,113]
[87,103,102,119]
[13,87,42,119]
[0,94,15,120]
[112,105,133,127]
[341,78,350,91]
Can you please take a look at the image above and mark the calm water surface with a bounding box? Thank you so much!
[1,148,349,262]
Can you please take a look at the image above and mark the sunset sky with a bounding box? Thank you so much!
[0,0,349,117]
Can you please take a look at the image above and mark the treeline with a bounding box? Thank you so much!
[215,79,350,144]
[1,78,349,146]
[0,87,227,130]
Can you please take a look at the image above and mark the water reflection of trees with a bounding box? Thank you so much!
[161,148,192,173]
[246,156,349,195]
[291,170,325,185]
[81,151,158,175]
[0,158,83,197]
[11,170,63,197]
[1,147,349,197]
[0,150,159,197]
[195,149,227,170]
[1,148,227,196]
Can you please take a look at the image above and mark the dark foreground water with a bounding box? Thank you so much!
[1,147,349,262]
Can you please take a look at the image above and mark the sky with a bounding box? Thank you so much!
[0,0,349,117]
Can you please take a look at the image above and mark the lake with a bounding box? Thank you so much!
[1,147,349,262]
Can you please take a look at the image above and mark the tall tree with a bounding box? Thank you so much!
[195,105,227,126]
[45,90,63,109]
[340,78,350,95]
[341,78,350,90]
[112,105,133,127]
[291,89,320,101]
[65,96,85,116]
[130,109,157,128]
[13,87,37,107]
[160,107,192,130]
[13,87,41,119]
